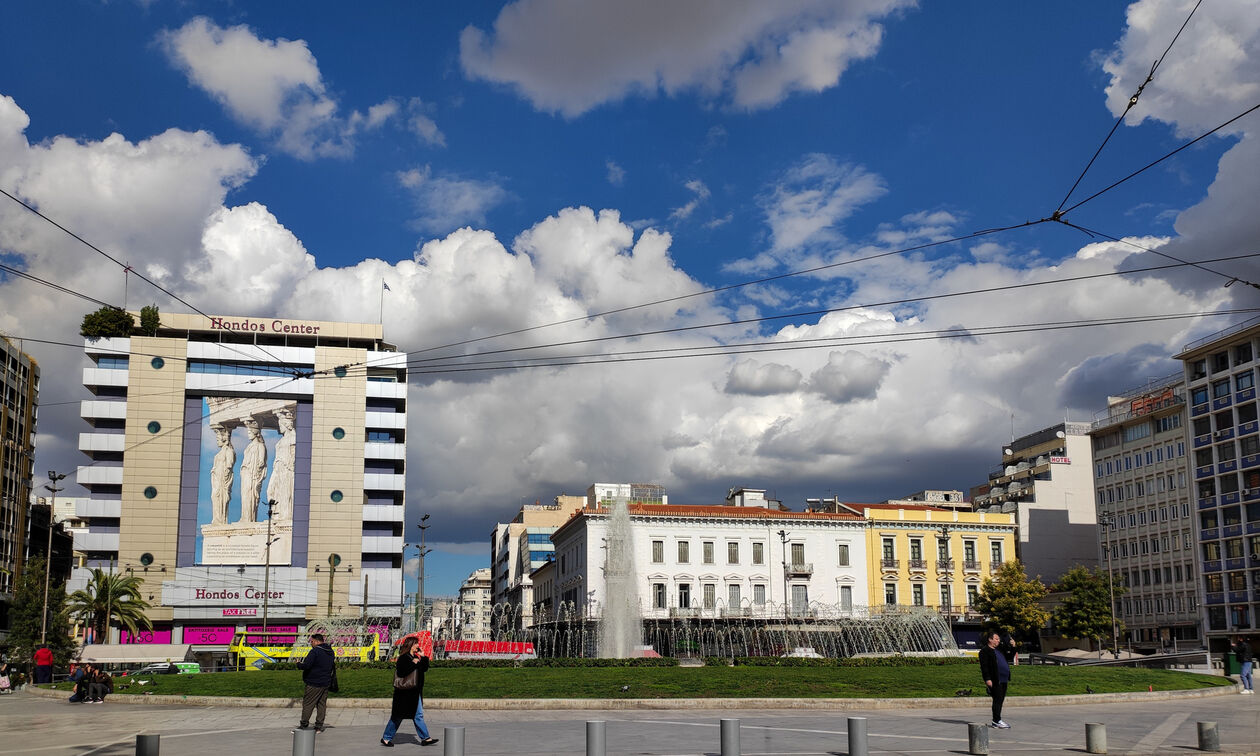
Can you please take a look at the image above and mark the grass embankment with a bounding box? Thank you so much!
[44,665,1231,699]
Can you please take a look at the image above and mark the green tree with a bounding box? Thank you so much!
[66,568,153,641]
[973,559,1050,642]
[79,306,135,338]
[139,304,160,336]
[5,557,78,670]
[1051,565,1126,650]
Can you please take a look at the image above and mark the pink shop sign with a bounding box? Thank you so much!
[119,626,173,644]
[182,626,237,645]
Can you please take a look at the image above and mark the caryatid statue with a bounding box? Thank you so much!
[209,424,235,525]
[265,407,296,520]
[238,417,268,522]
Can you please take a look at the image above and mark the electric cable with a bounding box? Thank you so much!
[0,186,297,371]
[1057,100,1260,218]
[1055,0,1204,214]
[323,251,1260,376]
[400,309,1258,377]
[0,263,119,309]
[1054,221,1260,292]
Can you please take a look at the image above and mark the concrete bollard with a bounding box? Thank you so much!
[291,727,316,756]
[847,717,868,756]
[443,726,464,756]
[135,734,160,756]
[1086,723,1107,754]
[586,720,606,756]
[720,718,741,756]
[1196,721,1219,752]
[967,723,989,755]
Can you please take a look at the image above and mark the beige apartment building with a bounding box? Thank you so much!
[0,336,39,643]
[1090,375,1200,649]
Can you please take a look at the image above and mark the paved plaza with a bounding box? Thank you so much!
[1,690,1258,756]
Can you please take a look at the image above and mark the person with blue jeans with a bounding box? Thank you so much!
[1232,636,1254,694]
[380,636,437,747]
[979,630,1012,728]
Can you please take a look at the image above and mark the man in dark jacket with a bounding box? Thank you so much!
[296,633,336,732]
[978,630,1012,729]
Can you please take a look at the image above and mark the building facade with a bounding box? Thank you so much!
[543,500,869,621]
[489,496,589,626]
[1089,375,1201,648]
[456,567,493,640]
[73,312,406,655]
[837,503,1016,619]
[972,422,1099,583]
[0,336,39,642]
[1174,317,1260,647]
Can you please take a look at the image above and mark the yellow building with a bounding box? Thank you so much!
[843,503,1016,617]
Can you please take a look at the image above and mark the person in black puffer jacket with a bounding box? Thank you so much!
[297,633,336,732]
[379,636,437,747]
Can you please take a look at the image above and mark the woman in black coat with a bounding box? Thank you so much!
[380,636,437,747]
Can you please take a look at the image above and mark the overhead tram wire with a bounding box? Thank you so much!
[376,308,1260,374]
[322,251,1260,377]
[1054,0,1204,215]
[398,309,1260,377]
[0,186,297,373]
[1055,99,1260,220]
[0,263,119,309]
[1053,221,1260,292]
[324,217,1056,377]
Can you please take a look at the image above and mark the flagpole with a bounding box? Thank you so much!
[379,280,385,325]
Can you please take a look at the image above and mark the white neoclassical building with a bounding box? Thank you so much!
[540,488,870,620]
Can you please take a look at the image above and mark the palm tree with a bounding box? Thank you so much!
[67,568,153,642]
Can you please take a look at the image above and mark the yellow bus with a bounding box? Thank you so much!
[229,630,381,671]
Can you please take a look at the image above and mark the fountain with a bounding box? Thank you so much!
[597,496,641,657]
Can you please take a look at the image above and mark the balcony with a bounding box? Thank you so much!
[908,558,927,571]
[936,559,955,572]
[786,562,814,576]
[364,472,406,491]
[880,558,900,571]
[963,560,981,572]
[76,465,123,486]
[989,561,1005,574]
[365,411,406,430]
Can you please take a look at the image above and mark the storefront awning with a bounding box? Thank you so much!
[77,644,194,664]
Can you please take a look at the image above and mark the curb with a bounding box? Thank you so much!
[22,682,1241,710]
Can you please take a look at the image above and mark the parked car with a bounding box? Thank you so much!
[130,662,200,676]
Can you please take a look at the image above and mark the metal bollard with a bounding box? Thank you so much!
[586,720,606,756]
[443,726,464,756]
[1086,723,1107,754]
[1196,721,1219,752]
[291,727,316,756]
[848,717,868,756]
[135,734,160,756]
[720,718,741,756]
[967,723,989,755]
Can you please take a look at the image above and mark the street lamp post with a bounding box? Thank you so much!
[1098,513,1120,656]
[415,514,432,632]
[777,529,790,619]
[41,470,67,644]
[261,499,278,634]
[939,525,952,624]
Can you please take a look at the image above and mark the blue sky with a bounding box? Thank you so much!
[3,1,1259,596]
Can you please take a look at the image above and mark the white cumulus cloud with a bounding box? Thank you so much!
[159,17,400,159]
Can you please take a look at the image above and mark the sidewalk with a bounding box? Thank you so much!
[3,689,1258,755]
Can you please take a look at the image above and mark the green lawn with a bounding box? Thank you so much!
[44,665,1232,699]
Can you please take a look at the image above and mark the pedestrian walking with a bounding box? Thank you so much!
[0,660,13,694]
[979,630,1012,729]
[1232,636,1254,694]
[32,645,53,684]
[295,633,336,733]
[379,636,438,747]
